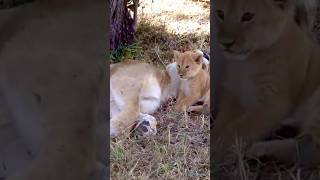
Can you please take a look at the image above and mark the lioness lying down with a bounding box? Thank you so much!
[0,0,107,179]
[214,0,320,167]
[110,60,180,137]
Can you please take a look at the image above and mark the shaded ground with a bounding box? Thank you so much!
[110,0,210,179]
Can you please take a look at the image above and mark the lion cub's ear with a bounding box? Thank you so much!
[192,52,203,64]
[294,0,317,32]
[272,0,293,10]
[173,50,181,62]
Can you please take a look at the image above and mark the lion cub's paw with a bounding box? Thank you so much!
[174,103,187,112]
[134,114,157,138]
[246,142,269,159]
[247,140,297,165]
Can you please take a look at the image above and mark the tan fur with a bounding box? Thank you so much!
[0,0,107,179]
[173,50,210,113]
[110,60,179,136]
[214,0,320,167]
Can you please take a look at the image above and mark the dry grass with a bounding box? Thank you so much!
[139,0,209,35]
[213,140,320,180]
[111,99,209,179]
[110,0,210,179]
[132,0,210,66]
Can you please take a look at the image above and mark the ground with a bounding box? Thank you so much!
[110,0,210,179]
[213,138,320,180]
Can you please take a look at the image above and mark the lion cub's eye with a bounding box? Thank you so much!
[241,12,255,23]
[185,65,189,69]
[216,10,224,21]
[177,65,180,68]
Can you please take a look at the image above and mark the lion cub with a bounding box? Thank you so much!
[213,0,320,167]
[173,50,210,113]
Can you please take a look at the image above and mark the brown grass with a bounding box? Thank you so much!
[214,144,320,180]
[110,0,210,179]
[111,99,209,179]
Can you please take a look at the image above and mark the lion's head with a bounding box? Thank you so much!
[173,50,203,79]
[215,0,296,60]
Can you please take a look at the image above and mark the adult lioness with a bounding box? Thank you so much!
[0,0,107,179]
[214,0,320,167]
[110,60,180,137]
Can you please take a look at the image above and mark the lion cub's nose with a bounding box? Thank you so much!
[220,38,235,49]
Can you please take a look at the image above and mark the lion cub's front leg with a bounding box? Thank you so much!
[214,74,292,161]
[214,105,290,162]
[175,91,201,112]
[187,90,210,113]
[247,87,320,167]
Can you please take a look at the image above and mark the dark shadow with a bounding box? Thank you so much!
[0,0,33,9]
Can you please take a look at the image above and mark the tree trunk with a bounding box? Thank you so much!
[110,0,136,51]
